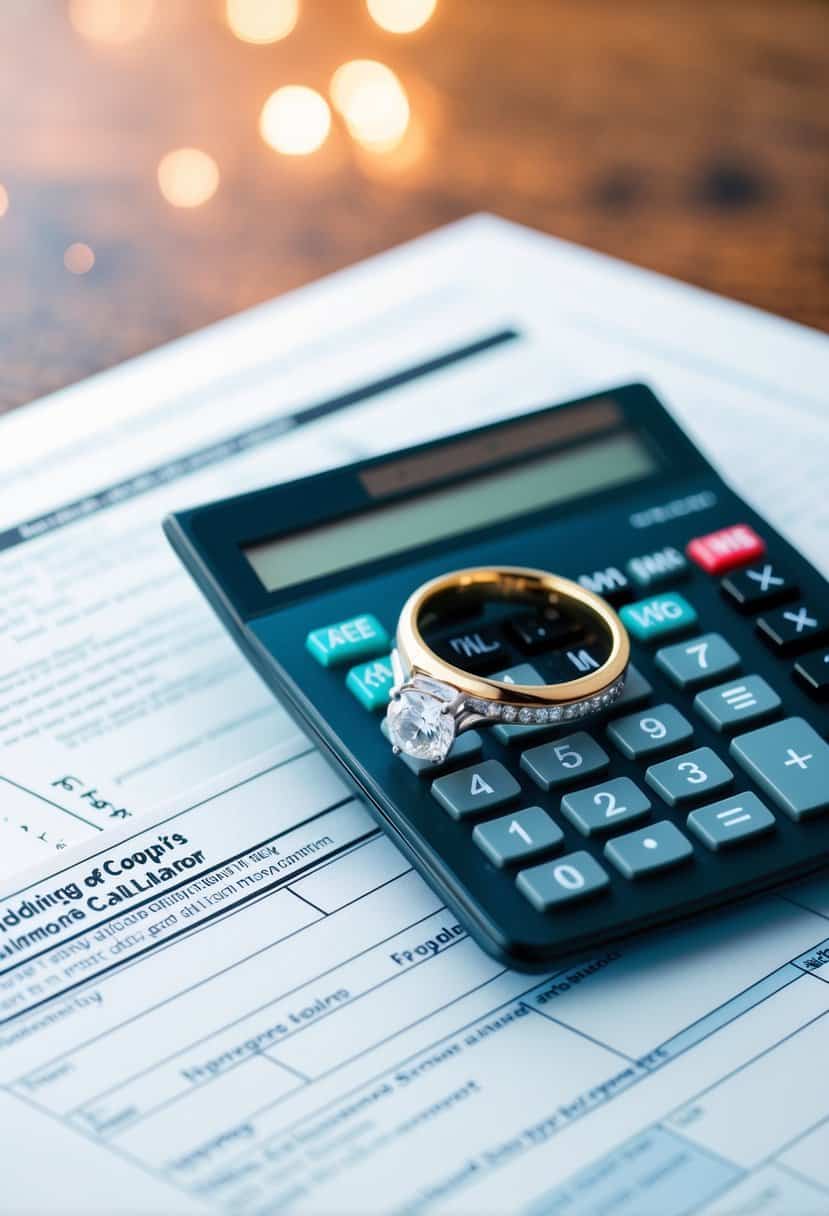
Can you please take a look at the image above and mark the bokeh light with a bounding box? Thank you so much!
[157,148,220,208]
[68,0,155,44]
[64,243,96,275]
[259,86,331,156]
[330,60,410,152]
[0,185,8,219]
[366,0,436,34]
[225,0,299,44]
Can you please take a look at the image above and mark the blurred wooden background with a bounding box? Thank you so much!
[1,0,827,414]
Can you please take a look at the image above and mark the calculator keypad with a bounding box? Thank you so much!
[516,852,610,910]
[607,704,693,759]
[604,821,694,878]
[473,807,563,867]
[720,562,798,613]
[619,592,698,643]
[730,718,829,821]
[520,733,609,791]
[655,632,740,690]
[645,747,733,807]
[693,675,781,733]
[301,515,828,964]
[756,605,829,655]
[431,760,521,820]
[686,793,776,851]
[560,777,651,837]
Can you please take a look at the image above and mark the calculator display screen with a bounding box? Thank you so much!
[245,430,655,593]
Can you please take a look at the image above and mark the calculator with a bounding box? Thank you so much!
[164,384,829,971]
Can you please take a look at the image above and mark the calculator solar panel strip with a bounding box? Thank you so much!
[164,385,829,972]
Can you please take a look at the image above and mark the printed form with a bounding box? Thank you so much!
[1,216,829,1214]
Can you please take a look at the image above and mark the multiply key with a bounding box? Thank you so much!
[756,605,829,655]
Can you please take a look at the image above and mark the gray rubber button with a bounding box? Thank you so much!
[655,633,740,690]
[473,807,563,867]
[381,720,482,775]
[604,821,694,878]
[645,747,733,807]
[729,717,829,821]
[694,675,781,734]
[520,732,609,791]
[431,759,521,821]
[516,851,610,910]
[607,704,693,760]
[687,793,776,851]
[561,777,651,836]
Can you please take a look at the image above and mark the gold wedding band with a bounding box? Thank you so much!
[386,566,630,763]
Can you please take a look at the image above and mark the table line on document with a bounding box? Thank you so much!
[208,938,829,1187]
[0,774,105,833]
[0,742,319,905]
[9,827,392,1081]
[664,989,829,1120]
[72,925,473,1137]
[526,1004,638,1067]
[772,1159,829,1200]
[58,904,451,1120]
[0,811,377,1025]
[0,790,365,1002]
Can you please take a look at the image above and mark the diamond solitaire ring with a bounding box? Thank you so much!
[385,566,630,765]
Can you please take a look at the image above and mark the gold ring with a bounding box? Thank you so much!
[385,565,630,763]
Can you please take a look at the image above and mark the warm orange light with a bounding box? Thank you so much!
[330,60,410,152]
[64,243,96,275]
[0,186,8,219]
[157,148,220,208]
[68,0,154,43]
[225,0,298,44]
[259,86,331,156]
[365,0,436,33]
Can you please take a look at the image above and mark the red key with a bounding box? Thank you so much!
[686,524,766,574]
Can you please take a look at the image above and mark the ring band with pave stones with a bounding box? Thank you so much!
[385,566,630,765]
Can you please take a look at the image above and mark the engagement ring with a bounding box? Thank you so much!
[385,566,630,764]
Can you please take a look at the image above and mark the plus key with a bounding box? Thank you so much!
[730,718,829,821]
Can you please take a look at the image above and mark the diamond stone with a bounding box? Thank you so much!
[386,689,455,762]
[501,706,518,723]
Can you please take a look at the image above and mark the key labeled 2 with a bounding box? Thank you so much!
[561,778,651,836]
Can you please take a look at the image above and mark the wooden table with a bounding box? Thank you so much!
[1,0,827,414]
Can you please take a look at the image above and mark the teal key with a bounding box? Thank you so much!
[346,655,395,711]
[620,592,698,643]
[305,613,389,667]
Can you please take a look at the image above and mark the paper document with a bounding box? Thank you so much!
[1,215,828,1214]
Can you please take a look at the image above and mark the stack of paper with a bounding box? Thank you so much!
[0,216,827,1214]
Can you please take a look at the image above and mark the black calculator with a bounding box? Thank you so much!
[164,384,829,971]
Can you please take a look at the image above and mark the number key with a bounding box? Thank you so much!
[520,732,609,791]
[561,777,651,836]
[516,851,610,911]
[655,633,740,690]
[645,747,733,807]
[473,807,563,867]
[607,704,693,760]
[431,760,521,821]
